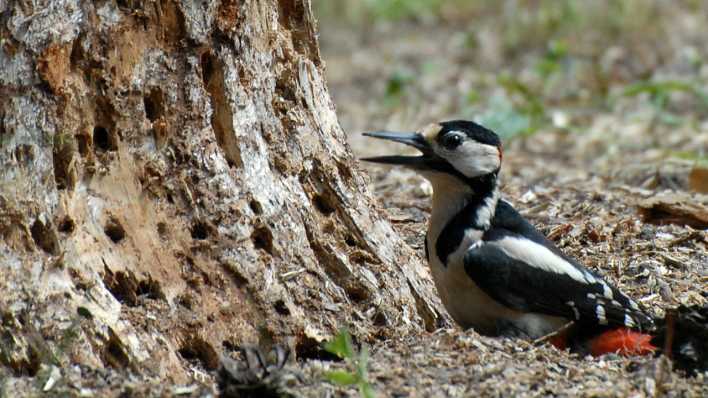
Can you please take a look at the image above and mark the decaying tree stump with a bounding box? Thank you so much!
[0,0,445,385]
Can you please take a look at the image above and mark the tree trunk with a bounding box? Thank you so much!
[0,0,444,387]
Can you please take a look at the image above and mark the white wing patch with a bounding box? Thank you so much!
[624,314,636,327]
[601,282,613,299]
[493,237,593,284]
[596,305,608,325]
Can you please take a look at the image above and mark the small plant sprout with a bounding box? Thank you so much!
[323,330,375,398]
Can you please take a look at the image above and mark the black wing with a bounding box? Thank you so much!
[464,201,654,330]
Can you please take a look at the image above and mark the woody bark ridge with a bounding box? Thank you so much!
[0,0,445,380]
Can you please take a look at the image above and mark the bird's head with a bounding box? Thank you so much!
[362,120,502,184]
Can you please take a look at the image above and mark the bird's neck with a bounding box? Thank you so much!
[428,172,500,246]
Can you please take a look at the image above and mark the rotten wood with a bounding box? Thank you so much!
[0,0,444,386]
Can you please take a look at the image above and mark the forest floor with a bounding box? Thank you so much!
[299,4,708,396]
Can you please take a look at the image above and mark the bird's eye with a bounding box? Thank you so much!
[441,133,463,149]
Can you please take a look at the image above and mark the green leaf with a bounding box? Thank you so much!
[477,94,533,140]
[357,345,369,378]
[324,330,354,359]
[621,80,693,98]
[384,70,413,104]
[325,370,358,386]
[322,330,377,397]
[359,382,377,398]
[466,90,480,105]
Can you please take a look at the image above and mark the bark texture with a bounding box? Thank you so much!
[0,0,444,383]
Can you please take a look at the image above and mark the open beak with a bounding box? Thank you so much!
[361,131,435,168]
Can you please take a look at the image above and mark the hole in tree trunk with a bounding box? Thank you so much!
[157,221,168,239]
[273,299,290,316]
[251,226,274,254]
[57,216,75,234]
[30,218,59,255]
[104,217,126,243]
[93,126,115,152]
[103,330,130,368]
[178,337,219,370]
[191,220,211,240]
[143,89,164,122]
[201,51,243,169]
[313,193,336,215]
[76,132,90,156]
[200,51,215,88]
[249,199,263,215]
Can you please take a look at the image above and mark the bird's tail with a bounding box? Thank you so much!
[548,304,708,375]
[586,327,656,356]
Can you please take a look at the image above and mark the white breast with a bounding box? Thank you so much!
[424,179,566,337]
[427,233,516,334]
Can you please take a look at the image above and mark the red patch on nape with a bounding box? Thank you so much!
[589,328,657,356]
[498,143,503,162]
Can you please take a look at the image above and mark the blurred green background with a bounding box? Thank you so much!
[313,0,708,167]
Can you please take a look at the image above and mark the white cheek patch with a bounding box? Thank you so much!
[441,141,500,178]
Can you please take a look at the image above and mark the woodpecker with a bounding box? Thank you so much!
[363,120,658,356]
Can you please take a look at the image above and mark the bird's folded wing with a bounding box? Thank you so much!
[464,233,654,330]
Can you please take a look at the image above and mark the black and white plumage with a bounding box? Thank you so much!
[364,120,654,339]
